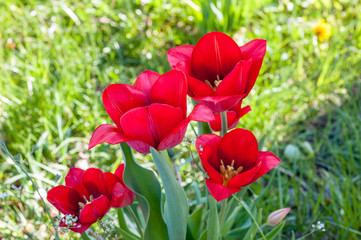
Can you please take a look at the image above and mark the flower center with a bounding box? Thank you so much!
[219,160,243,186]
[204,75,222,90]
[78,195,94,209]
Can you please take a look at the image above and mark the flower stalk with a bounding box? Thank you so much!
[218,110,228,227]
[220,111,228,137]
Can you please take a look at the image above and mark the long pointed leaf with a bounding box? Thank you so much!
[120,143,168,240]
[150,148,189,240]
[207,195,220,240]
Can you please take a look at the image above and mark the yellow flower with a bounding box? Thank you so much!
[313,19,332,41]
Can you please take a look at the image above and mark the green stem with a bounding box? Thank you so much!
[296,228,316,240]
[217,111,229,228]
[232,195,266,240]
[218,198,228,227]
[126,206,144,239]
[220,111,228,137]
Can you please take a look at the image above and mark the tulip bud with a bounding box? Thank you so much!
[284,144,301,161]
[267,208,290,226]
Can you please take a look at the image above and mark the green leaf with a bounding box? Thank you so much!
[187,206,204,239]
[221,206,241,237]
[150,148,189,240]
[257,220,286,240]
[117,208,140,240]
[207,195,220,240]
[81,233,91,240]
[120,143,168,240]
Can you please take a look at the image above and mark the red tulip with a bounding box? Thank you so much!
[167,32,266,112]
[209,102,251,132]
[195,129,280,202]
[89,70,214,154]
[47,164,134,233]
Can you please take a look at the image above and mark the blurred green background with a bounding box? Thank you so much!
[0,0,360,239]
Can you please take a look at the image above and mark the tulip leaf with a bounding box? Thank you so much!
[257,220,286,240]
[187,206,204,239]
[120,143,168,240]
[80,233,91,240]
[117,208,141,240]
[150,148,189,240]
[221,206,241,237]
[207,195,220,240]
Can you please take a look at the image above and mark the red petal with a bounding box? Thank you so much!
[47,186,82,215]
[82,168,108,198]
[88,124,131,150]
[240,39,267,95]
[227,152,280,188]
[65,168,89,199]
[227,164,260,188]
[59,217,91,234]
[120,104,184,151]
[79,195,110,224]
[113,164,136,207]
[151,70,187,114]
[191,32,242,82]
[192,94,244,113]
[102,84,149,127]
[251,151,281,181]
[229,105,251,128]
[173,61,191,74]
[187,75,215,98]
[167,45,194,69]
[157,104,214,151]
[109,181,126,207]
[157,118,189,151]
[195,134,223,184]
[111,182,135,208]
[217,129,258,171]
[209,104,251,131]
[240,39,267,61]
[104,172,119,197]
[126,140,153,154]
[215,59,253,96]
[209,111,238,132]
[114,164,125,183]
[133,70,161,99]
[188,104,215,122]
[205,178,240,202]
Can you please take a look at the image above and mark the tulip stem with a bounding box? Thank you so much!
[218,198,228,227]
[220,111,228,137]
[126,206,144,239]
[232,195,267,240]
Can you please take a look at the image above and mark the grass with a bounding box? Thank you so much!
[0,0,360,239]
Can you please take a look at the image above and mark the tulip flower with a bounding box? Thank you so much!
[167,31,266,113]
[195,128,280,202]
[89,70,214,154]
[47,164,135,233]
[209,102,251,132]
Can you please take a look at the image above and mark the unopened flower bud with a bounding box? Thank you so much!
[267,208,290,226]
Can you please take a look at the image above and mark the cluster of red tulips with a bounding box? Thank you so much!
[47,32,281,237]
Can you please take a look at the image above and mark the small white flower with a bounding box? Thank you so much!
[281,52,289,61]
[287,2,294,11]
[103,47,111,53]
